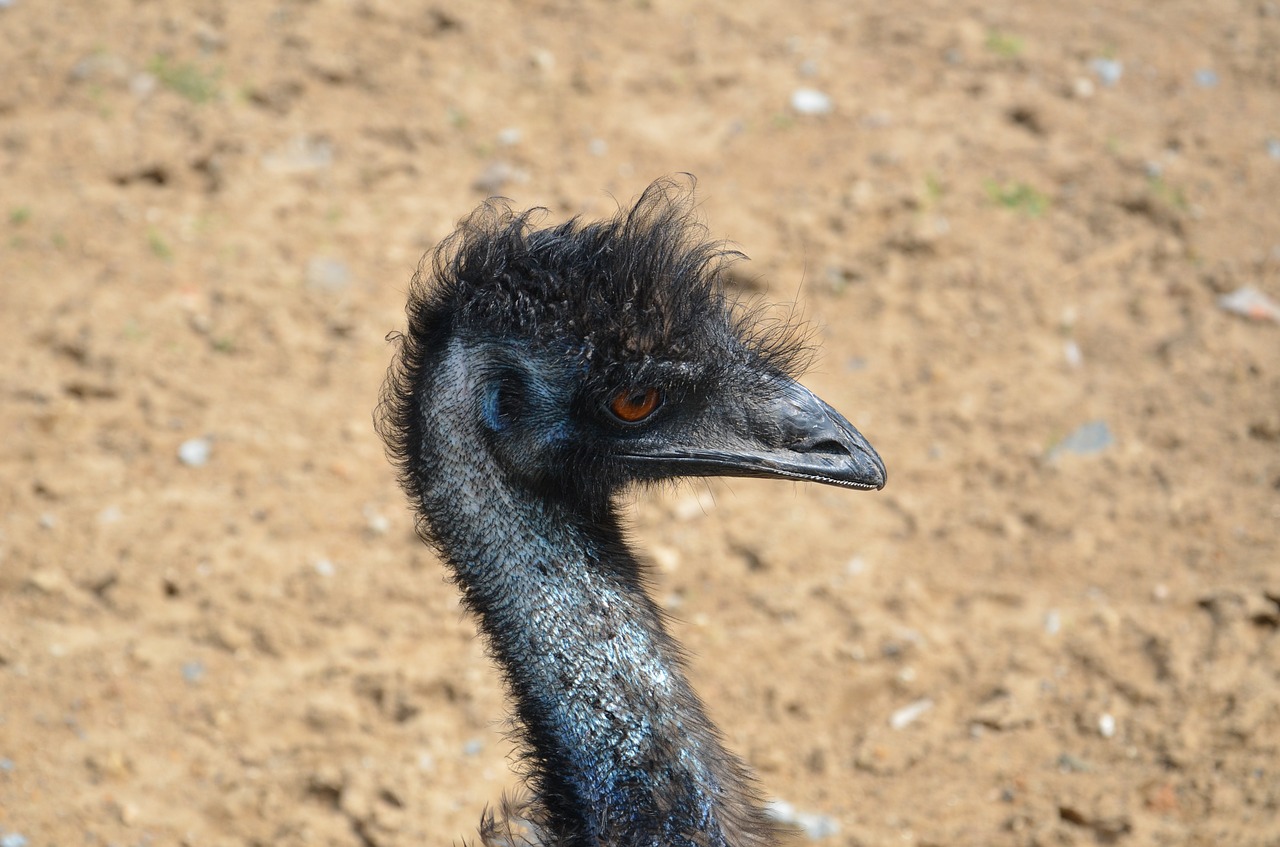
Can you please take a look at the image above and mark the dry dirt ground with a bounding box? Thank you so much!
[1,1,1278,845]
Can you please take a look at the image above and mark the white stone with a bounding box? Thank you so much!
[790,88,833,115]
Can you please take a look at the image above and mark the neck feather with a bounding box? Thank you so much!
[417,345,773,847]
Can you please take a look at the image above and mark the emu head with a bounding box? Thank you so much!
[380,179,885,516]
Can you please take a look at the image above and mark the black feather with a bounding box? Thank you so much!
[374,178,840,847]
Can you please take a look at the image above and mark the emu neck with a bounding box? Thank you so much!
[421,345,768,847]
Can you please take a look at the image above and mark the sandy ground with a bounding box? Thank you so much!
[1,1,1278,845]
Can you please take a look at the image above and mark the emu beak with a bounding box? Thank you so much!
[625,378,887,491]
[748,379,887,490]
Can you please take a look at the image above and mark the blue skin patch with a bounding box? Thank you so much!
[481,380,509,433]
[481,372,572,445]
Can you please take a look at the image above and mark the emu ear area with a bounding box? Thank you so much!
[617,377,886,491]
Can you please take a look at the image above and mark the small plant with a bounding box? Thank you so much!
[147,228,174,260]
[986,30,1024,59]
[985,179,1049,217]
[1147,176,1187,211]
[148,56,219,103]
[923,173,945,205]
[10,206,31,226]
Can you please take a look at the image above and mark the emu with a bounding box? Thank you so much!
[378,178,885,846]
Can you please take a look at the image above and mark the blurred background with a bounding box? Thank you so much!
[1,1,1277,845]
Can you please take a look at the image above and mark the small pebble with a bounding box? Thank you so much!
[98,505,123,524]
[182,660,205,684]
[673,490,716,521]
[1044,609,1062,636]
[495,127,522,146]
[1057,752,1093,773]
[1218,286,1280,322]
[305,257,350,293]
[1267,138,1280,161]
[314,558,336,577]
[261,135,333,174]
[1063,339,1083,368]
[1193,68,1219,88]
[1098,712,1116,738]
[129,72,157,99]
[363,505,390,536]
[38,513,56,530]
[650,545,681,573]
[178,437,212,467]
[844,556,867,576]
[889,697,933,730]
[529,48,555,72]
[70,53,130,84]
[473,160,527,194]
[765,800,840,840]
[790,88,833,115]
[1089,58,1123,87]
[1050,420,1113,459]
[587,138,608,157]
[0,757,14,772]
[462,738,484,756]
[0,834,29,847]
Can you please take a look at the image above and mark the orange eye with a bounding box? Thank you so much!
[609,388,662,423]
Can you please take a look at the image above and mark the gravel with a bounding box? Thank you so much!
[790,88,833,115]
[766,800,840,840]
[1218,285,1280,322]
[182,660,205,684]
[1050,420,1113,459]
[1089,58,1123,87]
[890,697,934,730]
[261,134,333,174]
[178,437,212,467]
[1098,713,1117,738]
[1193,68,1219,88]
[305,256,351,293]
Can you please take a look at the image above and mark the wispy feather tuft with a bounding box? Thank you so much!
[376,176,814,537]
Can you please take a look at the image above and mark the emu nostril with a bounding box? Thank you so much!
[796,437,851,456]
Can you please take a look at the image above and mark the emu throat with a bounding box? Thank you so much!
[420,343,761,846]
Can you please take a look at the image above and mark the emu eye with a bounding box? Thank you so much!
[608,388,662,424]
